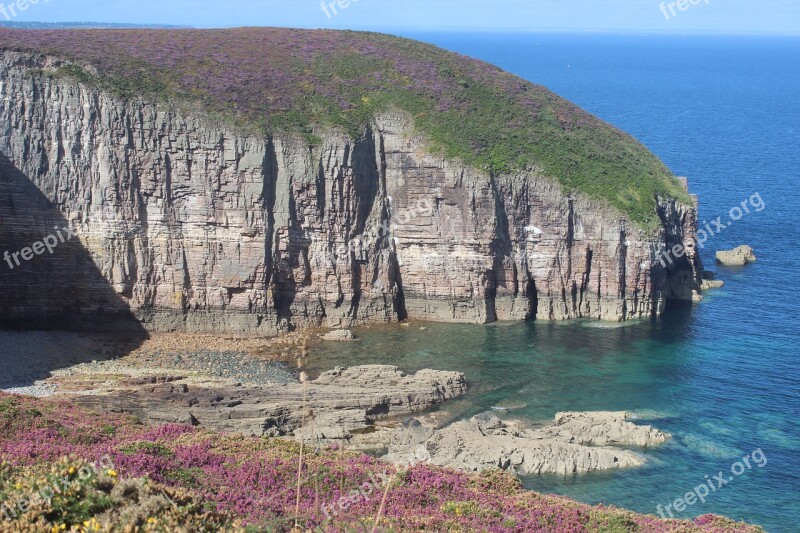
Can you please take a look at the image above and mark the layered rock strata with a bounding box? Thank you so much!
[71,365,467,438]
[385,411,669,476]
[0,52,703,333]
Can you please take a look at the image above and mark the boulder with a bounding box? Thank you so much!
[701,279,725,290]
[716,245,756,266]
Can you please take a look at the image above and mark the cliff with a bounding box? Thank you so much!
[0,30,703,334]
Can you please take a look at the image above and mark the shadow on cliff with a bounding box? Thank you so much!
[0,155,148,388]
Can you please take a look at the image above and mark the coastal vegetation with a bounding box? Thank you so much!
[0,27,690,227]
[0,393,764,532]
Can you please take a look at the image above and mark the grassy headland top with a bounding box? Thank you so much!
[0,27,690,227]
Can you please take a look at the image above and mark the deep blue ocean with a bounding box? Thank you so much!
[309,34,800,532]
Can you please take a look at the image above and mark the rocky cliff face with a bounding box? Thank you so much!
[0,52,702,334]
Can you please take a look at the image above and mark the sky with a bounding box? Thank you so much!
[3,0,799,35]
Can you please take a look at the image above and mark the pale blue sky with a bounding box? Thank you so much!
[6,0,800,35]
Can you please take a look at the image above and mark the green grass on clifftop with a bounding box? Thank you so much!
[0,27,691,227]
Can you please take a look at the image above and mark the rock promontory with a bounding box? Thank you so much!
[385,411,669,476]
[0,28,704,333]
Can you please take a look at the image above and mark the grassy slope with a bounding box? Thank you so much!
[0,393,763,532]
[0,27,690,229]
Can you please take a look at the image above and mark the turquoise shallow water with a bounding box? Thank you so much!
[310,34,800,532]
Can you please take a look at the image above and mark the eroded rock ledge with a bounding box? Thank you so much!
[71,365,467,438]
[44,350,668,478]
[385,411,670,476]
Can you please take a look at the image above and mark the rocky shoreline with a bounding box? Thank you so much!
[0,330,311,392]
[0,45,704,334]
[386,411,669,475]
[0,390,762,533]
[70,365,467,441]
[1,330,672,479]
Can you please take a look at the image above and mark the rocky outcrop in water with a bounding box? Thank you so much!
[700,271,725,291]
[716,245,756,266]
[385,411,669,476]
[321,329,356,342]
[0,52,703,333]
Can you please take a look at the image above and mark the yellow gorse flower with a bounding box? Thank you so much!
[81,517,101,532]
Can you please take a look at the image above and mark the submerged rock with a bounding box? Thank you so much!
[700,270,725,290]
[716,245,756,266]
[321,329,356,342]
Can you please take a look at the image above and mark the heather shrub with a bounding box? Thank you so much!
[119,442,174,458]
[0,393,764,532]
[0,27,691,227]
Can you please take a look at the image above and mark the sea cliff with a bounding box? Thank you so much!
[0,30,703,334]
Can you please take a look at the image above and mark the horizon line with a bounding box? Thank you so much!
[2,22,799,37]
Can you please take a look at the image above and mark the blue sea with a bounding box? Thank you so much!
[308,34,800,532]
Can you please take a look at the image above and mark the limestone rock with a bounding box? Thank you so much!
[72,365,467,439]
[699,271,724,290]
[0,52,704,332]
[716,246,756,266]
[701,279,725,290]
[547,411,670,447]
[385,411,669,476]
